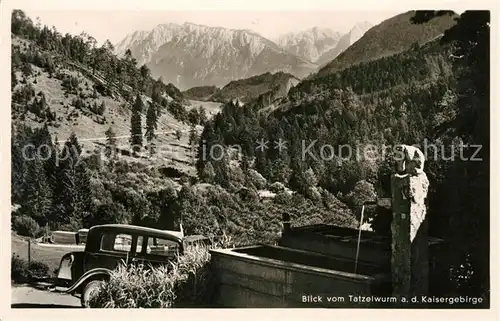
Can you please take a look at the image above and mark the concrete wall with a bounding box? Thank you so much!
[210,246,389,308]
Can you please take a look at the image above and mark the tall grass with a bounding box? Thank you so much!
[88,245,214,308]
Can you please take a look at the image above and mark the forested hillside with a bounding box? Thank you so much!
[317,10,457,76]
[183,71,299,104]
[198,37,457,197]
[196,11,489,298]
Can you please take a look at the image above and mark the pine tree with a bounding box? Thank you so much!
[139,64,150,91]
[188,125,198,147]
[145,102,158,156]
[130,94,143,155]
[188,125,198,165]
[104,126,117,167]
[201,161,216,183]
[11,125,30,203]
[36,124,58,188]
[23,156,53,226]
[198,106,208,125]
[51,133,82,227]
[72,160,93,229]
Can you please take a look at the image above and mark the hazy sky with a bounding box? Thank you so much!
[21,9,401,45]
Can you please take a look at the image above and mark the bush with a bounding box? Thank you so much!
[274,191,292,205]
[61,75,80,94]
[11,254,51,283]
[94,82,111,97]
[269,181,286,193]
[89,245,214,308]
[12,215,42,237]
[28,260,50,279]
[12,84,36,104]
[247,169,267,190]
[345,180,377,221]
[11,254,28,283]
[238,187,259,203]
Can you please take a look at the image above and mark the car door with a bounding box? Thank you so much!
[84,232,139,272]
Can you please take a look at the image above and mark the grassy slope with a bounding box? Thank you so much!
[12,36,223,176]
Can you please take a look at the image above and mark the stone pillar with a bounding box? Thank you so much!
[390,145,430,299]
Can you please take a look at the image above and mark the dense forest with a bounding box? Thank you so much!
[10,10,490,300]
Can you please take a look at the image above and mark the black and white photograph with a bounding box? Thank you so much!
[3,0,494,312]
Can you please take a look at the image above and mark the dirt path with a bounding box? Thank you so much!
[11,284,81,308]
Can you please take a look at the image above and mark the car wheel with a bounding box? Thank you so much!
[81,280,103,308]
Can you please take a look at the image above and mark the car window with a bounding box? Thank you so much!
[113,234,133,252]
[144,236,180,257]
[100,233,134,253]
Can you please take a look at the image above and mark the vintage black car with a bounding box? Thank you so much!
[54,224,209,307]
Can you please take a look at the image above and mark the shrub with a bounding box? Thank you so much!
[11,254,28,283]
[22,62,33,77]
[306,186,322,202]
[238,187,259,203]
[269,181,286,193]
[61,75,80,94]
[28,260,50,279]
[11,254,51,283]
[274,191,292,205]
[89,245,214,308]
[345,180,376,208]
[12,84,36,104]
[247,169,267,189]
[94,82,111,97]
[12,215,42,237]
[345,180,377,221]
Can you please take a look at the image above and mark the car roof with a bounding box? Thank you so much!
[88,224,184,243]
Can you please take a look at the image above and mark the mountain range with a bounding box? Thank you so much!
[315,21,374,66]
[274,27,342,63]
[115,23,317,90]
[275,22,373,65]
[114,21,373,90]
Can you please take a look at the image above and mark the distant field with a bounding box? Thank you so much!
[11,233,84,275]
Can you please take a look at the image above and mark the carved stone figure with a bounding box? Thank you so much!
[391,144,429,299]
[394,144,425,177]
